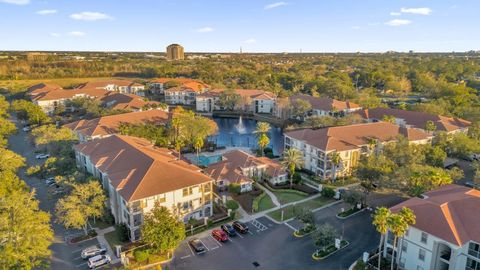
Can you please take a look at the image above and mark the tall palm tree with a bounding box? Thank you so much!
[329,152,342,182]
[281,148,304,188]
[396,207,416,266]
[255,122,271,156]
[372,207,391,270]
[387,213,409,270]
[194,136,204,161]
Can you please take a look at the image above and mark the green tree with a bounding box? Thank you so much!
[372,207,391,270]
[193,136,204,160]
[425,120,437,133]
[55,181,106,235]
[11,100,50,125]
[257,133,270,157]
[255,122,271,156]
[329,152,342,182]
[141,202,186,255]
[0,118,16,147]
[387,208,416,270]
[312,223,337,251]
[424,145,447,167]
[382,115,396,124]
[0,147,26,173]
[290,98,312,119]
[281,148,304,188]
[217,89,241,111]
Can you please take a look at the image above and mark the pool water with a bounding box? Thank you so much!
[189,154,223,167]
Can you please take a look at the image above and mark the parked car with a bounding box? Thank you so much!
[221,224,236,236]
[211,229,228,242]
[188,238,206,253]
[465,182,480,189]
[87,254,110,269]
[35,153,50,159]
[45,177,55,186]
[81,244,107,259]
[22,126,31,132]
[232,221,249,234]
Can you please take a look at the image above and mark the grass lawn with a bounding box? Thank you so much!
[273,190,309,205]
[90,219,113,230]
[267,197,334,222]
[257,194,275,212]
[104,229,128,250]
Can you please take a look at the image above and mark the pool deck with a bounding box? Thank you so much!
[184,147,254,165]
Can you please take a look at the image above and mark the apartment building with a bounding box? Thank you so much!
[166,44,184,60]
[74,135,214,241]
[356,108,471,134]
[164,86,203,106]
[64,110,170,142]
[287,94,362,119]
[384,184,480,270]
[196,89,277,114]
[100,92,161,111]
[284,122,432,179]
[76,80,145,96]
[204,150,288,193]
[148,78,209,94]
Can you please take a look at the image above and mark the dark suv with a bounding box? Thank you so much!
[233,221,249,234]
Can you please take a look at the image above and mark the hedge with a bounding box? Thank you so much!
[226,200,239,211]
[252,192,266,213]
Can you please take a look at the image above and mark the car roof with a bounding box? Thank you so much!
[89,255,103,261]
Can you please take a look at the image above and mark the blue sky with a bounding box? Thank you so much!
[0,0,478,52]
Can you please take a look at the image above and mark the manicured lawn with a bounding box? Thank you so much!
[267,197,334,222]
[273,190,309,205]
[257,194,275,212]
[90,219,113,230]
[104,229,128,250]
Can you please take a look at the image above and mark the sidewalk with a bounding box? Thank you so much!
[256,183,281,207]
[94,226,120,264]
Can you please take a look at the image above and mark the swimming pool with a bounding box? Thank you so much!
[189,154,223,167]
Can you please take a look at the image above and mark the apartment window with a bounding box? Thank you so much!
[416,266,424,270]
[421,232,428,244]
[418,249,426,261]
[466,258,480,270]
[469,242,480,259]
[401,241,408,252]
[157,195,166,203]
[182,187,194,197]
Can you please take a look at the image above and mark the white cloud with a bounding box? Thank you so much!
[351,26,360,30]
[0,0,29,5]
[385,19,412,26]
[400,7,432,15]
[68,31,86,37]
[50,33,61,37]
[70,12,113,21]
[37,9,57,15]
[196,27,213,33]
[390,12,401,16]
[264,2,287,10]
[244,38,256,44]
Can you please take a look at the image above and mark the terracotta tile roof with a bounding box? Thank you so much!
[164,86,203,93]
[204,150,286,185]
[390,184,480,246]
[150,78,210,90]
[100,92,160,111]
[27,83,63,97]
[197,89,276,100]
[290,94,361,111]
[64,110,170,138]
[76,80,144,89]
[285,122,432,152]
[355,108,471,132]
[74,135,212,202]
[30,87,110,102]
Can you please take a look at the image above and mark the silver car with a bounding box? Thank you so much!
[87,254,110,269]
[81,244,107,259]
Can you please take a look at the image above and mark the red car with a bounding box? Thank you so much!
[211,229,228,242]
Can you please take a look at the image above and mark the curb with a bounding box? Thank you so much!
[336,208,366,220]
[311,241,350,261]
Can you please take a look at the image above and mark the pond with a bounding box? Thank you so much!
[208,116,284,156]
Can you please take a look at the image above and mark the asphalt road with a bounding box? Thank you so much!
[8,118,103,270]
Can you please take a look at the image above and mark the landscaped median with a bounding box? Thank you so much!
[336,206,365,219]
[293,223,316,238]
[312,240,349,260]
[267,196,334,222]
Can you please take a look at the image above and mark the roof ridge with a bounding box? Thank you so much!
[440,203,463,246]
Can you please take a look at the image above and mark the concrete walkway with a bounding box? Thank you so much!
[94,226,120,264]
[256,184,281,207]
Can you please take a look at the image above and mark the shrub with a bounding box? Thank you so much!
[228,183,241,195]
[134,249,150,263]
[252,193,266,212]
[226,200,239,211]
[115,223,129,242]
[26,165,41,176]
[321,187,335,198]
[293,172,302,184]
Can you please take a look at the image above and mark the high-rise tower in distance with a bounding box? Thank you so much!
[166,44,184,60]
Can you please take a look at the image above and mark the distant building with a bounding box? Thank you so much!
[196,89,277,114]
[166,44,185,60]
[385,184,480,270]
[148,78,209,94]
[285,94,362,119]
[26,52,49,61]
[76,80,145,96]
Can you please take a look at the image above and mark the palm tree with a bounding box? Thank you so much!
[329,152,342,182]
[396,207,416,266]
[281,148,304,188]
[387,213,410,270]
[425,120,437,134]
[372,207,391,270]
[255,122,271,156]
[193,137,204,161]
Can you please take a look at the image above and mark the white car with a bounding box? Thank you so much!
[81,244,107,259]
[22,126,31,132]
[87,254,110,269]
[45,177,55,186]
[35,154,50,159]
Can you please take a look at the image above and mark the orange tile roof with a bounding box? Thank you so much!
[390,184,480,246]
[197,89,276,100]
[30,87,110,102]
[164,86,203,93]
[290,94,360,111]
[150,78,209,90]
[27,83,63,97]
[64,110,170,138]
[76,79,144,89]
[285,122,432,152]
[74,135,212,202]
[100,92,160,111]
[355,108,471,132]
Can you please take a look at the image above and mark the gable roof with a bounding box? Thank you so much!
[356,108,471,132]
[290,94,360,111]
[100,92,160,111]
[76,80,144,89]
[197,89,276,100]
[150,78,209,91]
[285,122,432,152]
[64,110,170,138]
[27,83,63,97]
[30,87,110,102]
[74,135,212,202]
[391,184,480,246]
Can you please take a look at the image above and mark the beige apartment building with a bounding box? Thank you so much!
[166,44,185,60]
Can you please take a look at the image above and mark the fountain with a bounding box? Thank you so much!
[235,115,247,134]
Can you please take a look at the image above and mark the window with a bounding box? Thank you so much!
[157,195,166,203]
[421,232,428,244]
[182,187,194,197]
[466,258,480,270]
[416,266,424,270]
[418,249,426,261]
[469,242,480,259]
[401,241,408,252]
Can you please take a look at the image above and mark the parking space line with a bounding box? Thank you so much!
[180,255,191,260]
[284,222,298,232]
[228,238,235,243]
[236,232,244,238]
[75,261,88,268]
[186,243,196,256]
[248,231,254,235]
[71,248,85,253]
[211,246,219,250]
[73,256,82,261]
[199,239,209,251]
[210,235,223,247]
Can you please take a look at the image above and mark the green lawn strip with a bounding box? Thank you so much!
[90,219,113,230]
[267,197,333,222]
[257,193,275,212]
[272,189,309,204]
[104,229,128,251]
